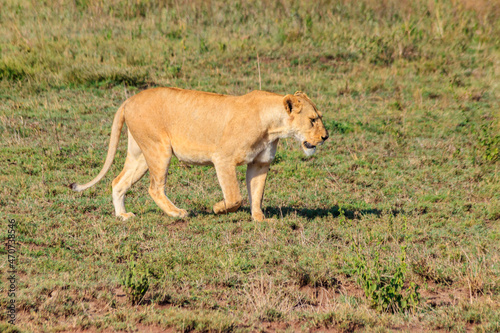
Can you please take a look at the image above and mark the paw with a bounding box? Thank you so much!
[213,200,242,214]
[213,201,227,214]
[171,209,189,218]
[251,211,266,222]
[119,212,135,221]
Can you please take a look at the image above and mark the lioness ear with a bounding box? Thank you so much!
[294,91,322,116]
[294,91,308,99]
[283,94,302,114]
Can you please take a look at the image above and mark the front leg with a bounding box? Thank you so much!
[246,162,270,221]
[213,162,243,214]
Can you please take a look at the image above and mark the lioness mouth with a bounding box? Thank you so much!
[303,141,316,149]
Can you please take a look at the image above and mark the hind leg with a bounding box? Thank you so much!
[146,145,188,218]
[112,131,149,220]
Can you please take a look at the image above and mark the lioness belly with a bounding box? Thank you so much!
[171,140,215,165]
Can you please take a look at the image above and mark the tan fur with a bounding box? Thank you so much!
[71,88,328,221]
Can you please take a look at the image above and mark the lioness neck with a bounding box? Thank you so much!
[264,100,293,141]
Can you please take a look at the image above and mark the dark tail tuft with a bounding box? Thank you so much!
[69,183,78,191]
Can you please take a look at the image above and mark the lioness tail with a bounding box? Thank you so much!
[70,105,126,192]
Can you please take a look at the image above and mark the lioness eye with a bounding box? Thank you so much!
[310,118,316,126]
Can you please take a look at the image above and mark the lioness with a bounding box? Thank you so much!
[71,88,328,221]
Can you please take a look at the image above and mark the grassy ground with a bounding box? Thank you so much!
[1,0,499,331]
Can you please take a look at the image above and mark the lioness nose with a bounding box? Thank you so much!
[322,135,329,141]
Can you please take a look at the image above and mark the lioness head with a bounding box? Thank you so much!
[283,91,329,156]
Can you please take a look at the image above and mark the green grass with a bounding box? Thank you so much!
[1,0,499,331]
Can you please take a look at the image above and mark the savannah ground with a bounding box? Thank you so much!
[0,0,499,332]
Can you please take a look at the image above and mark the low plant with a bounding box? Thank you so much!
[477,124,500,162]
[120,260,150,305]
[354,245,420,313]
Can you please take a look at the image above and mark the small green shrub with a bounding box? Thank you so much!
[355,246,420,313]
[120,260,150,305]
[478,124,500,162]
